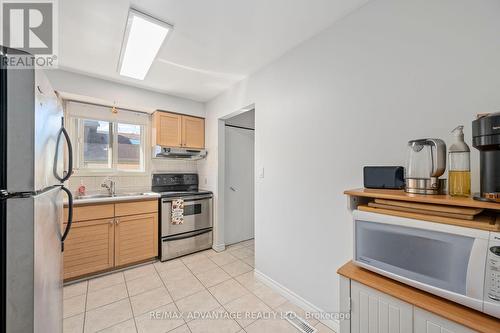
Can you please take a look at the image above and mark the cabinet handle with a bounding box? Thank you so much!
[109,219,114,225]
[115,219,120,225]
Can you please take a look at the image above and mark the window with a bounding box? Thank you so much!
[82,120,111,168]
[75,118,146,173]
[117,123,142,170]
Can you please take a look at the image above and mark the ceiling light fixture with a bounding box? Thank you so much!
[118,9,173,80]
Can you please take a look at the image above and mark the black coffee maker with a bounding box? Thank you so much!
[472,112,500,202]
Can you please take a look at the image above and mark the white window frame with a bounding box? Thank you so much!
[65,101,150,176]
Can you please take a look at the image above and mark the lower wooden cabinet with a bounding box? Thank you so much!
[63,218,114,280]
[114,213,158,267]
[63,200,158,280]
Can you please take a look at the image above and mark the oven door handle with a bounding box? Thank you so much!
[162,195,213,203]
[162,228,212,242]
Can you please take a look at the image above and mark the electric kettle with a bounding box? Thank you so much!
[405,138,447,194]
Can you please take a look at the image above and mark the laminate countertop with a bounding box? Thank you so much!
[64,192,160,206]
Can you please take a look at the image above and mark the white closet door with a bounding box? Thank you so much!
[224,126,255,245]
[351,281,413,333]
[414,308,475,333]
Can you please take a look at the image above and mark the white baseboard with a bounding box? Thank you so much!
[212,243,226,252]
[254,269,340,332]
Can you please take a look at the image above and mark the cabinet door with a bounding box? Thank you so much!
[182,116,205,148]
[114,213,158,267]
[414,308,475,333]
[154,112,182,147]
[351,281,413,333]
[63,218,114,280]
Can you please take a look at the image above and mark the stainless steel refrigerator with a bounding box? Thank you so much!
[0,47,74,333]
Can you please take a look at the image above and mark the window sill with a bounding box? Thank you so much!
[72,169,149,177]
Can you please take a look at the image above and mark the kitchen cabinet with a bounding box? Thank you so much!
[63,199,158,280]
[350,280,413,333]
[114,213,158,266]
[153,112,182,147]
[337,263,496,333]
[414,308,475,333]
[153,111,205,148]
[63,218,114,280]
[182,115,205,149]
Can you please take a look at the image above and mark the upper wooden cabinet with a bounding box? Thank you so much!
[153,111,205,149]
[153,112,182,147]
[182,116,205,149]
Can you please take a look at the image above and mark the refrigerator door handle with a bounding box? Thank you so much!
[54,126,73,183]
[60,185,73,252]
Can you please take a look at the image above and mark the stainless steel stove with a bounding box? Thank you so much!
[152,174,213,261]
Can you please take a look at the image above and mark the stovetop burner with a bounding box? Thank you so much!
[158,190,212,198]
[151,173,212,198]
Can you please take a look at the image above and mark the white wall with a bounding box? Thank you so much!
[47,69,205,193]
[199,0,500,315]
[226,110,255,129]
[46,69,205,117]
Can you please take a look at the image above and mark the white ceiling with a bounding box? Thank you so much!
[59,0,369,102]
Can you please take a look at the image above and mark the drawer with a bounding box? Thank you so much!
[115,199,158,217]
[161,228,212,261]
[64,204,114,222]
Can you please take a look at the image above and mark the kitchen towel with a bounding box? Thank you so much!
[171,199,184,225]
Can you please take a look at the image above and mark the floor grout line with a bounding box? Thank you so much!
[181,247,250,332]
[65,240,256,333]
[82,280,89,333]
[153,260,197,332]
[122,272,138,333]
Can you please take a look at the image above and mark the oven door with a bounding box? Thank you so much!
[161,228,213,261]
[353,210,488,311]
[161,195,213,237]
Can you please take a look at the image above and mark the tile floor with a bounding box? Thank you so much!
[63,239,335,333]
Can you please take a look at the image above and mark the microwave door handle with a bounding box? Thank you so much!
[465,238,488,300]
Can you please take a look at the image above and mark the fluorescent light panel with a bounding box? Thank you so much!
[118,9,172,80]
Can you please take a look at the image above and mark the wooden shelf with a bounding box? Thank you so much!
[358,205,500,231]
[344,188,500,211]
[338,261,500,333]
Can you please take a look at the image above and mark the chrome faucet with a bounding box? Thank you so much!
[101,178,116,196]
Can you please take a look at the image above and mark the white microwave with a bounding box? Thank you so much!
[353,210,500,319]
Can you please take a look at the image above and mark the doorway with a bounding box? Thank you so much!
[224,109,255,245]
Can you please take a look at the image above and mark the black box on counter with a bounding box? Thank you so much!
[363,166,405,189]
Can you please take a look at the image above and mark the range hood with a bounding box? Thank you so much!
[153,146,207,160]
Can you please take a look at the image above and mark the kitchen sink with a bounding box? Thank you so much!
[118,192,146,196]
[74,192,148,200]
[74,193,112,199]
